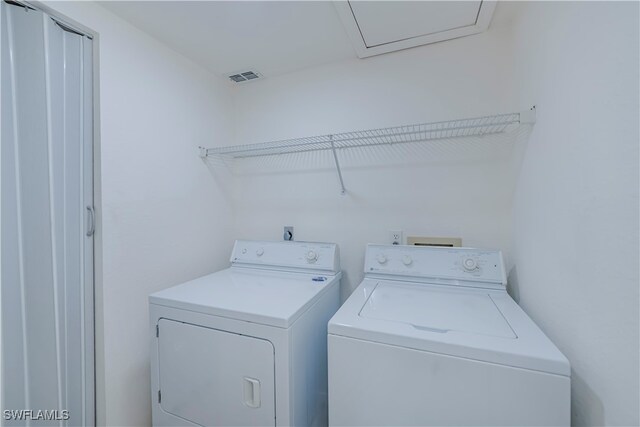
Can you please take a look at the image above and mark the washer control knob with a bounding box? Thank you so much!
[306,250,318,263]
[256,248,264,257]
[241,248,247,254]
[463,257,478,271]
[402,255,413,266]
[376,254,387,264]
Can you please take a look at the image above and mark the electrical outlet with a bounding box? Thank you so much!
[283,226,294,241]
[389,230,403,245]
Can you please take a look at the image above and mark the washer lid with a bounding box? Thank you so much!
[360,283,516,339]
[329,279,570,376]
[149,267,340,328]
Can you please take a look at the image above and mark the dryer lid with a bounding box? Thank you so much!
[149,268,340,328]
[360,282,516,339]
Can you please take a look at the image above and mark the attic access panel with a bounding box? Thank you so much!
[334,1,497,58]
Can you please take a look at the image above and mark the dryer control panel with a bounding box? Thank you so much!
[364,244,506,288]
[231,240,340,273]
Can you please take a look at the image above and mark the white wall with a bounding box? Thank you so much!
[508,2,639,426]
[232,17,523,298]
[232,2,640,425]
[28,2,640,427]
[40,2,236,426]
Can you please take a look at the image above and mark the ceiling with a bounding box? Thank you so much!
[98,1,356,78]
[99,1,510,80]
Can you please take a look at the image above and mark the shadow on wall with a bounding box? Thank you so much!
[507,265,520,303]
[201,155,235,206]
[572,372,605,426]
[338,270,352,302]
[508,266,608,427]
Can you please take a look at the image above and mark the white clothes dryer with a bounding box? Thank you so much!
[328,244,570,426]
[150,240,341,426]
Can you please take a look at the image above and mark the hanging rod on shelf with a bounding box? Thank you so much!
[199,107,536,195]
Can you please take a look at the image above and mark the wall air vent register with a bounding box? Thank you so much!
[228,70,262,83]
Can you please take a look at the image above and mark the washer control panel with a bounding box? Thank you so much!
[364,244,506,288]
[231,240,340,273]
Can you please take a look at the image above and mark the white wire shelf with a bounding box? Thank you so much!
[199,107,536,195]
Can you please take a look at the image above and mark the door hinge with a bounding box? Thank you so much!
[158,390,161,403]
[156,324,159,338]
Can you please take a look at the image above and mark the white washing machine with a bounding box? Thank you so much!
[328,244,570,426]
[150,240,341,426]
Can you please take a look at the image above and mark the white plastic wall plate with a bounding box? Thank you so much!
[333,1,497,58]
[389,230,403,245]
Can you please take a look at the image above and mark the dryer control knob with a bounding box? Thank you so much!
[256,248,264,256]
[376,254,387,264]
[402,255,413,266]
[463,257,478,271]
[306,250,318,262]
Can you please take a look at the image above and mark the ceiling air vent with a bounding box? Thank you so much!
[228,70,262,83]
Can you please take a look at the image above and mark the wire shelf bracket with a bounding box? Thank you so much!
[199,107,536,195]
[329,135,346,195]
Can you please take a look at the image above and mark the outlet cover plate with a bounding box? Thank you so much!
[284,226,294,241]
[389,230,403,245]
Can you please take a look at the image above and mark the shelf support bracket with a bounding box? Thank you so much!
[329,135,346,195]
[199,146,207,159]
